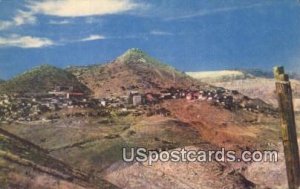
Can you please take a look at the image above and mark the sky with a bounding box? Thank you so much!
[0,0,300,79]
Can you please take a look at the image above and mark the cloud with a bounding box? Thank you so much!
[0,0,141,30]
[150,30,173,36]
[165,3,268,20]
[29,0,140,17]
[13,10,36,26]
[85,17,104,24]
[0,21,13,30]
[80,35,106,42]
[0,10,36,30]
[49,19,72,25]
[0,35,54,48]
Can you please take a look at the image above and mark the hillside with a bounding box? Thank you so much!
[186,69,291,82]
[242,68,300,79]
[0,128,116,189]
[213,78,300,109]
[186,70,252,82]
[0,65,89,95]
[187,69,300,110]
[240,69,273,78]
[68,49,205,98]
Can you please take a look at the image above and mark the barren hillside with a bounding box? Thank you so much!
[187,70,300,110]
[0,128,116,189]
[68,49,206,98]
[214,78,300,109]
[186,70,252,82]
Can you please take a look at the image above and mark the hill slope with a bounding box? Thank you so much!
[186,70,252,82]
[0,128,117,189]
[186,69,292,82]
[187,69,300,109]
[0,65,89,95]
[68,49,205,98]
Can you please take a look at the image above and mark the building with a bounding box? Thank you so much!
[132,95,142,106]
[100,100,106,107]
[49,86,84,99]
[186,93,193,100]
[128,91,145,106]
[145,93,159,104]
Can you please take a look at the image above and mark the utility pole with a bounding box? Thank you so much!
[274,66,300,189]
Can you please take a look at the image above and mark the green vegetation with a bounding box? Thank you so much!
[0,64,90,94]
[118,48,186,77]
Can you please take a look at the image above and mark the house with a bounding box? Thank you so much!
[145,93,154,102]
[160,92,172,99]
[66,92,84,99]
[186,93,193,100]
[198,94,207,101]
[128,91,145,106]
[100,100,106,107]
[132,95,142,106]
[145,93,159,104]
[185,91,200,100]
[49,86,85,99]
[54,86,74,92]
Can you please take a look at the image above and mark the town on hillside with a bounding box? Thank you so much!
[0,84,276,123]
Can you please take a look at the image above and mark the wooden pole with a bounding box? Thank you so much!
[274,66,300,189]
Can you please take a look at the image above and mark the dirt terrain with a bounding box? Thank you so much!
[103,145,255,189]
[212,77,300,110]
[1,99,294,188]
[0,50,298,188]
[102,100,298,189]
[0,127,116,189]
[162,99,278,150]
[68,49,205,98]
[187,70,300,111]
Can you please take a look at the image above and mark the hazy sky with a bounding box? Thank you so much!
[0,0,300,79]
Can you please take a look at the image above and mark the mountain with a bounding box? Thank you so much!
[186,69,277,83]
[0,79,4,84]
[187,69,300,109]
[0,65,89,95]
[68,48,205,98]
[240,69,273,78]
[186,70,253,82]
[187,69,299,82]
[242,69,300,79]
